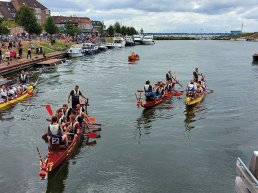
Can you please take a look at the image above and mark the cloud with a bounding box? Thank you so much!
[39,0,258,32]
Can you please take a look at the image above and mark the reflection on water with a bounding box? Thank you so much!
[136,108,156,139]
[184,102,206,132]
[46,161,69,193]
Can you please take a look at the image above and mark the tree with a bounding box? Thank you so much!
[15,5,42,35]
[44,16,58,36]
[107,25,114,36]
[0,18,10,35]
[44,16,58,44]
[140,28,144,34]
[114,22,121,33]
[121,26,127,35]
[64,21,80,37]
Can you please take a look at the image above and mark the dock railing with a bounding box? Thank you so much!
[237,157,258,186]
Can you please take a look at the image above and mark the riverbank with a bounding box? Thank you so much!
[0,39,74,75]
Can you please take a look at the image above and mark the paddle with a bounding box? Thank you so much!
[45,104,53,116]
[172,76,183,87]
[66,132,98,138]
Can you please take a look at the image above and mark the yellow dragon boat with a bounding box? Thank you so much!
[0,82,37,110]
[185,91,205,106]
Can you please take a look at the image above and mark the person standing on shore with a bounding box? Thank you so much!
[27,47,31,59]
[0,48,2,64]
[5,49,10,65]
[67,85,87,109]
[18,47,22,59]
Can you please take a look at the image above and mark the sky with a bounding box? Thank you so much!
[19,0,258,33]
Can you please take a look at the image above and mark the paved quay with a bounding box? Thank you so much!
[0,51,67,76]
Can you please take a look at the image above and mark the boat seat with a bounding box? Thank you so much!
[249,151,258,179]
[49,144,66,151]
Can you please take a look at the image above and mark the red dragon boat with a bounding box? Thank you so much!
[136,89,182,109]
[38,121,101,180]
[128,54,139,62]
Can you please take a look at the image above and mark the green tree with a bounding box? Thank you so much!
[0,18,10,35]
[107,25,114,36]
[140,28,144,34]
[44,16,58,44]
[121,26,127,35]
[15,5,42,35]
[113,22,121,33]
[2,20,16,29]
[64,21,80,37]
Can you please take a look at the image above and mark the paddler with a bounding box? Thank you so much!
[144,80,154,101]
[67,114,81,140]
[19,70,29,85]
[68,85,87,109]
[47,115,68,147]
[166,70,172,84]
[0,85,8,102]
[186,80,196,97]
[193,67,200,83]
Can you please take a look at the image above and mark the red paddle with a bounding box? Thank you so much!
[45,104,53,116]
[85,132,98,138]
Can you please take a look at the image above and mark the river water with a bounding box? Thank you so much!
[1,40,258,193]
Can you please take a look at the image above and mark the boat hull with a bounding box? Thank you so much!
[185,91,205,106]
[128,55,139,62]
[39,127,85,179]
[137,91,175,109]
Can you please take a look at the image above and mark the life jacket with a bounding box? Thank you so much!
[48,124,62,145]
[166,72,172,81]
[0,89,7,99]
[187,84,195,92]
[69,121,79,134]
[144,85,152,96]
[20,74,27,84]
[76,107,83,121]
[72,89,80,102]
[193,71,198,82]
[58,115,65,125]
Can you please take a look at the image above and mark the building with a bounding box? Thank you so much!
[92,21,104,32]
[53,16,93,33]
[11,0,50,25]
[0,1,16,20]
[0,0,50,24]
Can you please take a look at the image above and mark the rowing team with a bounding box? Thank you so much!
[144,70,178,101]
[0,70,30,103]
[186,68,206,97]
[47,102,90,148]
[0,84,30,103]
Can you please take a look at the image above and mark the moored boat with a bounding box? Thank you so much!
[235,152,258,193]
[67,44,84,58]
[0,82,37,110]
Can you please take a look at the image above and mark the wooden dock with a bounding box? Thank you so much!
[35,59,65,67]
[0,52,67,76]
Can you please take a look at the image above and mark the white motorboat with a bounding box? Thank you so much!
[98,44,108,51]
[235,151,258,193]
[125,35,135,46]
[67,44,84,58]
[142,35,155,45]
[82,43,99,55]
[113,34,126,48]
[133,34,143,45]
[106,42,115,49]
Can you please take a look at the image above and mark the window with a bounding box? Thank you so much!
[45,9,50,15]
[36,15,41,20]
[35,8,41,14]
